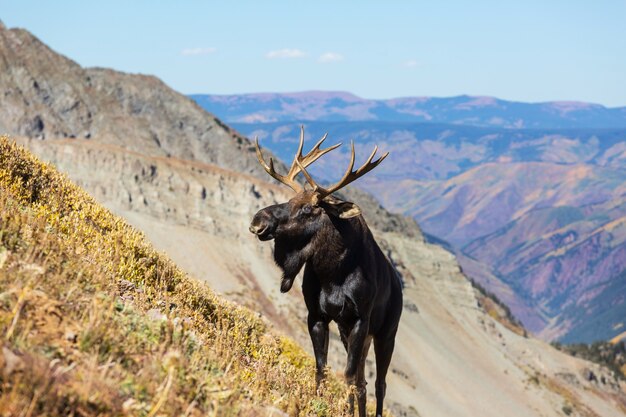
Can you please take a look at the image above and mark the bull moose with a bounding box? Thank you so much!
[249,127,403,417]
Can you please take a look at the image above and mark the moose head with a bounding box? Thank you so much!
[249,127,388,292]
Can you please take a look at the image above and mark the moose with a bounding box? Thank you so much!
[249,127,403,417]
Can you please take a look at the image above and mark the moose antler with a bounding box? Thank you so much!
[255,126,341,193]
[296,141,388,199]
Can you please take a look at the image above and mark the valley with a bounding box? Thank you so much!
[196,110,626,344]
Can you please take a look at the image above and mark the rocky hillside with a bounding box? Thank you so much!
[0,20,268,177]
[3,22,626,416]
[210,115,626,344]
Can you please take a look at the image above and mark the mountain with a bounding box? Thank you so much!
[198,113,626,344]
[227,121,626,181]
[191,91,626,128]
[0,20,265,177]
[2,22,626,416]
[414,163,626,340]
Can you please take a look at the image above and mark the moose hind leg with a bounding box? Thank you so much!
[373,336,396,417]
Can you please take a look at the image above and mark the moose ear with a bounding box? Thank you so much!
[321,196,362,219]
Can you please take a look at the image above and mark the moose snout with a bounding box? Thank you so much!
[249,209,277,241]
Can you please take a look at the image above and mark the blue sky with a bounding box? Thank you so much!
[2,1,625,106]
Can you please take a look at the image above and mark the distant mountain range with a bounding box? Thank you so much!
[190,91,626,129]
[191,94,626,344]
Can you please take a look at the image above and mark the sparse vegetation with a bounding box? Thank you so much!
[524,369,609,417]
[0,135,353,415]
[552,340,626,381]
[469,279,527,337]
[562,404,573,415]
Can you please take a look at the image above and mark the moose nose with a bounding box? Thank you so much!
[249,224,266,235]
[250,207,279,240]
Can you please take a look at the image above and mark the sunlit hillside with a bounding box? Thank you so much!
[0,135,351,416]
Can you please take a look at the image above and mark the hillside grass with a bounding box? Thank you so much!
[0,135,353,416]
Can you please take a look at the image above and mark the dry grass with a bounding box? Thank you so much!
[0,135,352,416]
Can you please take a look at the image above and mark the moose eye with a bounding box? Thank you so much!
[301,204,312,215]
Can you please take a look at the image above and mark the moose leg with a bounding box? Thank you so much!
[344,319,369,416]
[373,336,396,417]
[307,315,329,389]
[356,337,372,417]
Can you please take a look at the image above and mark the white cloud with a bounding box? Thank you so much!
[318,52,344,63]
[265,48,307,59]
[181,47,217,56]
[403,59,420,68]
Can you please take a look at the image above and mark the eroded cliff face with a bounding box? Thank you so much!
[16,137,626,417]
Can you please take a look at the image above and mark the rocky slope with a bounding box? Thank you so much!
[2,22,626,416]
[0,20,267,177]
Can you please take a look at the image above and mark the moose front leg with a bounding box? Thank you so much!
[344,318,370,416]
[356,337,372,417]
[307,315,329,388]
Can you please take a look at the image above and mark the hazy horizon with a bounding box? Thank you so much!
[190,89,626,108]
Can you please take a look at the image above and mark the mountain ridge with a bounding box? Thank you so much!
[191,91,626,128]
[204,90,621,109]
[0,23,273,179]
